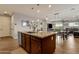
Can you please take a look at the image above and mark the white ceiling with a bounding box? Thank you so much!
[0,4,79,21]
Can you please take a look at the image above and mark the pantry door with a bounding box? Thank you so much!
[0,16,11,37]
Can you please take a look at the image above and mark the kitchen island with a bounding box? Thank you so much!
[19,31,56,54]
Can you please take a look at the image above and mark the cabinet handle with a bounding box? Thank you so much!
[51,37,53,40]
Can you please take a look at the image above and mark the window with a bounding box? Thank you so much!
[22,21,27,26]
[22,21,27,27]
[55,23,63,27]
[22,20,30,27]
[69,22,79,27]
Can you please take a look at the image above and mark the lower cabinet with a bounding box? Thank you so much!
[42,35,56,53]
[25,34,30,53]
[21,33,26,49]
[31,36,41,54]
[21,33,30,53]
[21,32,56,54]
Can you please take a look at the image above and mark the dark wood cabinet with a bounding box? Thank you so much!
[42,35,56,53]
[20,32,56,54]
[21,33,26,49]
[31,36,41,53]
[21,33,30,53]
[25,34,30,53]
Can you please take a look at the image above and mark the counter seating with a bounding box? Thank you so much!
[56,28,79,39]
[74,31,79,38]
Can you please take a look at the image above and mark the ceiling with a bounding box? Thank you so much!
[0,4,79,21]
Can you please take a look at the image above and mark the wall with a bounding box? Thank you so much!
[47,21,79,31]
[11,13,33,39]
[11,13,47,40]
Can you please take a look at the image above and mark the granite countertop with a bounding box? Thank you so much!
[23,31,56,38]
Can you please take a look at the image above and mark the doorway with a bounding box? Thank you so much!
[0,16,11,37]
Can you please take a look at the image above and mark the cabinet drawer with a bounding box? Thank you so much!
[31,36,39,40]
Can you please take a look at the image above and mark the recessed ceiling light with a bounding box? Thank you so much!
[37,4,39,6]
[37,10,40,13]
[32,7,34,10]
[48,5,52,8]
[4,11,8,14]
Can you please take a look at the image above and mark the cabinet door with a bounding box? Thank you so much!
[31,36,41,54]
[21,33,26,49]
[25,34,30,53]
[0,16,10,37]
[42,35,56,54]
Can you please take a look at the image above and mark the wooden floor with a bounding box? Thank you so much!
[0,35,79,54]
[0,37,27,54]
[55,34,79,54]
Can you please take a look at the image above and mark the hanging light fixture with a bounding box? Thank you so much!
[37,10,40,13]
[45,16,48,20]
[37,4,39,6]
[48,4,52,8]
[37,4,40,13]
